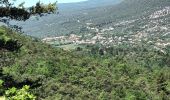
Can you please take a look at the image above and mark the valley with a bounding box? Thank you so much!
[14,0,170,53]
[42,6,170,53]
[0,0,170,99]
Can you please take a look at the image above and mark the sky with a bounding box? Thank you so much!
[14,0,88,7]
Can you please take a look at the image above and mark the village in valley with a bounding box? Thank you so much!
[42,6,170,53]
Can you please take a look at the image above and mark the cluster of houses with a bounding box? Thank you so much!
[42,9,170,52]
[42,22,116,45]
[150,6,170,19]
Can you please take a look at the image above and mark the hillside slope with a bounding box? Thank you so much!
[0,26,170,99]
[1,0,170,99]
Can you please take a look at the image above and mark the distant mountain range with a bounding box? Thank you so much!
[15,0,170,39]
[14,0,123,37]
[58,0,122,11]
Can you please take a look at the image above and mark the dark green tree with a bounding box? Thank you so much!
[0,0,57,20]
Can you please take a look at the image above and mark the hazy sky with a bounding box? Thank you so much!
[14,0,88,7]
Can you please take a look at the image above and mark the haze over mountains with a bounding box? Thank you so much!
[58,0,122,11]
[15,0,123,37]
[14,0,170,45]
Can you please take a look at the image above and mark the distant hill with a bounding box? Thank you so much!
[14,0,123,38]
[15,0,170,38]
[58,0,122,11]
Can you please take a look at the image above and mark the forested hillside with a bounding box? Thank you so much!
[1,0,170,99]
[0,26,170,99]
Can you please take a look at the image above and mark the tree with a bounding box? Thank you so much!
[0,0,57,21]
[0,2,57,98]
[0,0,57,48]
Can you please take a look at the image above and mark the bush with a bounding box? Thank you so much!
[5,85,36,100]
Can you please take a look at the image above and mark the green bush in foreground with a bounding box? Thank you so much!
[1,80,35,100]
[5,85,36,100]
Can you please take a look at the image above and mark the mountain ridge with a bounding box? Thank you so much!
[58,0,122,11]
[15,0,169,38]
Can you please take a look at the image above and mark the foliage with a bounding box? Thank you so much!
[5,85,36,100]
[0,27,170,99]
[0,79,35,100]
[0,80,4,95]
[0,0,57,20]
[0,27,22,51]
[30,2,57,15]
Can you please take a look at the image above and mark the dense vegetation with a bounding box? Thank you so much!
[0,26,170,99]
[0,0,170,99]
